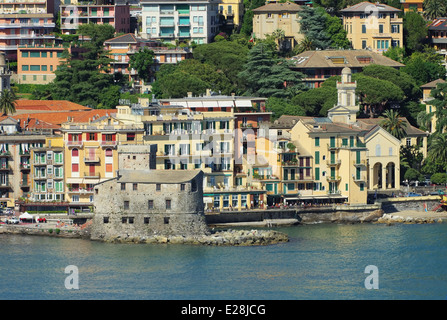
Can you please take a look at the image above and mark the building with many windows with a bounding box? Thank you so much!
[60,0,130,35]
[61,110,144,212]
[252,1,304,51]
[0,13,55,60]
[400,0,423,12]
[141,0,220,45]
[340,1,403,54]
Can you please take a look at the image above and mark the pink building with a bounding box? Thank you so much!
[60,2,130,35]
[0,13,55,60]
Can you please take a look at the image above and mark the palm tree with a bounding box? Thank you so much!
[379,109,407,140]
[423,0,447,20]
[428,132,447,164]
[294,37,314,55]
[0,89,17,116]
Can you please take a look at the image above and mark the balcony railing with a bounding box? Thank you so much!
[326,176,341,182]
[326,159,341,166]
[353,159,367,166]
[67,141,83,147]
[84,155,100,162]
[100,141,117,147]
[353,175,366,182]
[84,172,100,178]
[0,164,11,171]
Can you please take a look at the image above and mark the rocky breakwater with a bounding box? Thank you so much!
[102,229,289,246]
[376,213,442,225]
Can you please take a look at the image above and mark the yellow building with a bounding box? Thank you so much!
[218,0,244,29]
[400,0,423,12]
[61,111,144,212]
[252,1,305,50]
[114,95,269,211]
[341,1,403,54]
[421,78,445,134]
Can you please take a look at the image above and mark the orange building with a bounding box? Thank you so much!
[400,0,423,12]
[16,44,70,84]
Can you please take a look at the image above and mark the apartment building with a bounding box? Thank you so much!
[115,92,271,211]
[30,135,65,202]
[104,33,192,90]
[60,1,130,35]
[16,43,69,84]
[252,1,304,50]
[218,0,243,30]
[141,0,220,45]
[0,13,55,60]
[340,1,403,54]
[61,110,144,212]
[0,0,58,15]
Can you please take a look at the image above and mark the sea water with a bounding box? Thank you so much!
[1,222,446,300]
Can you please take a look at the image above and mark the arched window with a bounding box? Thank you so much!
[105,148,113,157]
[72,148,79,157]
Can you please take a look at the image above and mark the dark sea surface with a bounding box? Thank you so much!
[1,222,446,300]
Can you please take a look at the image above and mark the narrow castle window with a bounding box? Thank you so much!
[124,201,129,210]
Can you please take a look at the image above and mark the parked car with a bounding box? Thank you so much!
[407,192,422,197]
[7,217,19,224]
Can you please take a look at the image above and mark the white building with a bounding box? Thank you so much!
[141,0,220,45]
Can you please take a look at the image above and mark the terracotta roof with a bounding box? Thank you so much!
[420,78,446,88]
[15,100,92,113]
[340,1,401,13]
[104,33,138,44]
[290,49,405,69]
[253,2,303,13]
[356,117,428,137]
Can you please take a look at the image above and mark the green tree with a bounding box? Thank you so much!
[402,51,446,86]
[430,172,447,185]
[428,132,447,165]
[266,97,305,120]
[298,6,331,50]
[291,85,337,116]
[128,46,155,84]
[238,43,306,99]
[0,89,17,115]
[403,11,428,55]
[51,23,116,107]
[325,12,350,49]
[428,82,447,132]
[379,109,407,140]
[423,0,447,20]
[404,167,424,182]
[193,40,249,90]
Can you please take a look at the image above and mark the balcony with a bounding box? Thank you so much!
[326,176,341,182]
[20,163,31,170]
[84,172,100,179]
[327,189,341,195]
[100,141,117,147]
[67,141,83,148]
[0,182,12,189]
[0,151,11,157]
[353,175,366,182]
[0,164,11,171]
[353,159,367,167]
[326,159,341,166]
[84,155,100,163]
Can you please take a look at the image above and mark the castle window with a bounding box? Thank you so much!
[156,184,161,191]
[164,217,170,224]
[124,201,129,210]
[103,217,109,223]
[166,199,171,210]
[133,183,138,191]
[128,217,134,224]
[144,217,150,224]
[121,183,126,190]
[148,200,154,209]
[122,217,127,223]
[180,183,185,191]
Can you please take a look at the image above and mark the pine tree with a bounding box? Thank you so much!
[238,43,305,99]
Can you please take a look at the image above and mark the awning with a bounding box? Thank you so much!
[218,100,234,108]
[66,178,84,184]
[235,100,253,107]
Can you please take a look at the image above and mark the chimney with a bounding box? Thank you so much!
[206,88,211,96]
[187,92,192,98]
